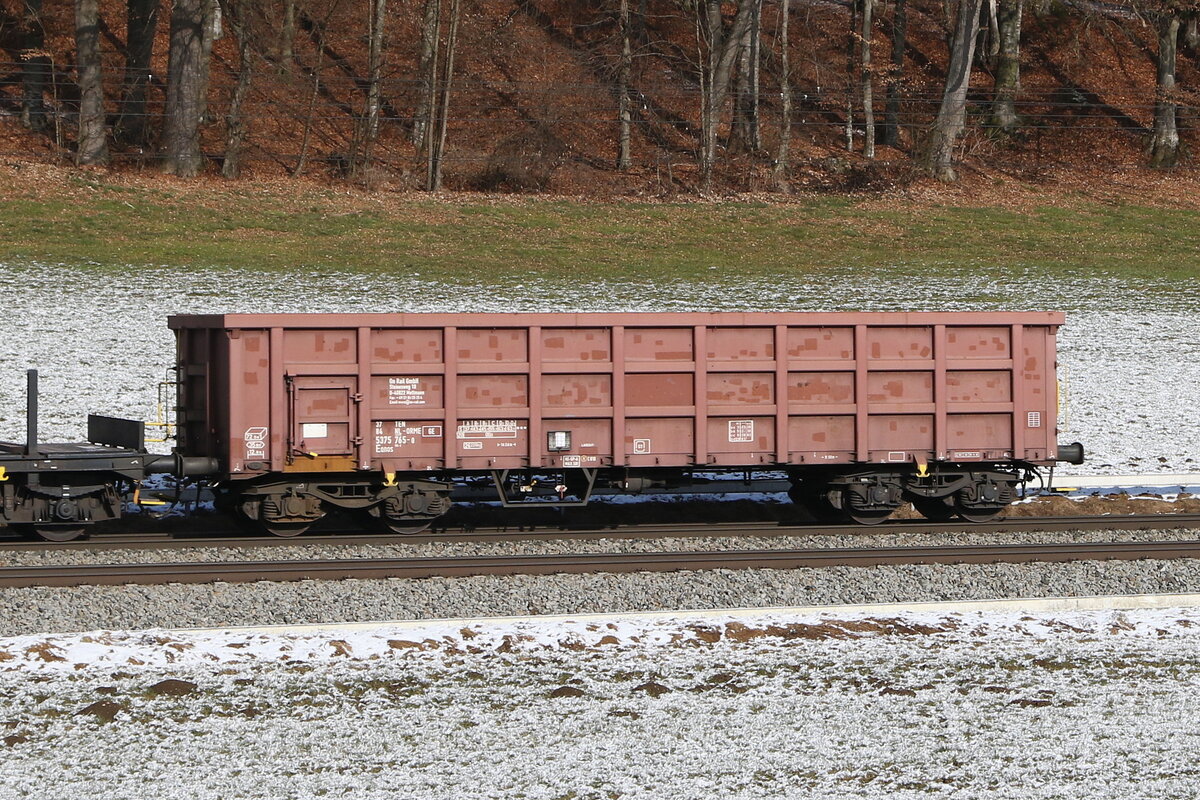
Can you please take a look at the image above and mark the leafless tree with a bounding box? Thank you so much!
[351,0,388,177]
[413,0,441,148]
[844,0,857,150]
[1147,10,1181,166]
[882,0,907,146]
[861,0,876,158]
[426,0,462,190]
[731,2,762,152]
[75,0,108,165]
[293,1,341,176]
[280,0,297,66]
[221,0,255,178]
[697,0,760,188]
[163,0,216,176]
[115,0,159,146]
[924,0,983,180]
[617,0,633,169]
[989,0,1022,134]
[774,0,792,178]
[20,0,50,133]
[198,0,220,122]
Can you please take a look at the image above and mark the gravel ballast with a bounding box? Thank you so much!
[4,524,1200,567]
[1,553,1197,635]
[1,526,1199,635]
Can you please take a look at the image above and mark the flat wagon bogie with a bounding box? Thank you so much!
[0,372,216,541]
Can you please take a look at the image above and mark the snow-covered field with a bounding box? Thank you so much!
[1,262,1198,475]
[1,607,1200,799]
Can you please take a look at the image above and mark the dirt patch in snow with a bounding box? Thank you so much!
[888,492,1200,521]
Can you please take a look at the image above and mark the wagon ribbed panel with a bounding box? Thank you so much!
[168,312,1064,477]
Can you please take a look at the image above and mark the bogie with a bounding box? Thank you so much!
[231,477,451,537]
[793,467,1025,526]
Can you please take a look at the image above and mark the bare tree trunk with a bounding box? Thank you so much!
[198,0,220,122]
[724,3,763,151]
[422,0,443,170]
[294,3,339,176]
[280,0,296,66]
[75,0,109,165]
[882,0,906,147]
[775,0,791,179]
[985,0,999,56]
[412,0,440,148]
[427,0,460,191]
[115,0,159,146]
[699,0,760,187]
[163,0,210,176]
[1186,17,1199,50]
[353,0,387,177]
[731,3,762,152]
[989,0,1021,134]
[732,23,752,150]
[697,12,711,188]
[845,0,857,150]
[221,0,253,179]
[1148,13,1180,168]
[924,0,983,181]
[712,0,759,131]
[861,0,875,158]
[749,2,760,148]
[702,0,720,185]
[617,0,632,169]
[21,0,50,133]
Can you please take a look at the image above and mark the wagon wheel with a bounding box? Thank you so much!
[11,523,90,543]
[261,521,312,538]
[912,497,957,522]
[845,507,894,526]
[954,502,1005,524]
[355,507,437,536]
[381,518,434,536]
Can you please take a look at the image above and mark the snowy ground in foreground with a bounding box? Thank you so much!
[1,608,1199,799]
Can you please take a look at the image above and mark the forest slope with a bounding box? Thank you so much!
[0,0,1197,195]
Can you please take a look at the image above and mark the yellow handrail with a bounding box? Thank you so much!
[144,374,177,444]
[1057,366,1070,428]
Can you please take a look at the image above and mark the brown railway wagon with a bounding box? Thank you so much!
[169,312,1082,533]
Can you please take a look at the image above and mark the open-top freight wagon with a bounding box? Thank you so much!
[168,311,1083,535]
[0,311,1083,540]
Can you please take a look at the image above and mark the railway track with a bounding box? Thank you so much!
[3,538,1200,588]
[1,513,1198,551]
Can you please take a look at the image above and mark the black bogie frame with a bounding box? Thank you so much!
[219,460,1035,536]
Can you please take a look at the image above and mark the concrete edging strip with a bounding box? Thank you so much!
[185,592,1200,635]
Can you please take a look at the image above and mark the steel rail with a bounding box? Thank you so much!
[4,539,1200,588]
[2,514,1200,552]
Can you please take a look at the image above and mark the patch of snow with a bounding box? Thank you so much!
[1,608,1200,798]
